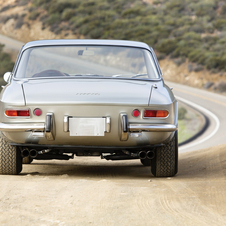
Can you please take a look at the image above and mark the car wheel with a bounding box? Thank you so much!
[151,131,178,177]
[22,156,33,164]
[140,158,151,166]
[0,137,22,175]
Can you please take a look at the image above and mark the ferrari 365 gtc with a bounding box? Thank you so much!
[0,39,178,177]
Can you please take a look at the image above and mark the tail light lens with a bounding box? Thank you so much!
[5,110,30,117]
[144,110,169,118]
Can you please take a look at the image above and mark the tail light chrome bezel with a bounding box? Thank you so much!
[4,109,31,118]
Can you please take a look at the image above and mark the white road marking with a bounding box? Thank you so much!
[176,96,220,152]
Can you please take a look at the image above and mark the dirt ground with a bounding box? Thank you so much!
[0,144,226,226]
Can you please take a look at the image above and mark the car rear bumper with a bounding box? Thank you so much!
[0,122,177,132]
[0,122,45,132]
[128,124,177,132]
[0,112,177,145]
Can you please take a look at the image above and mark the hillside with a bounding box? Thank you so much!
[0,0,226,92]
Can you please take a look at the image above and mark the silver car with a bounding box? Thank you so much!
[0,39,178,177]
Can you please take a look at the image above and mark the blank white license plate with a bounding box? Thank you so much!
[69,118,105,136]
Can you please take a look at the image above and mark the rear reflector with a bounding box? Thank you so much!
[144,110,169,118]
[5,110,30,117]
[34,108,42,116]
[132,109,140,117]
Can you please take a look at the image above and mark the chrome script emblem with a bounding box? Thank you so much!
[75,93,100,95]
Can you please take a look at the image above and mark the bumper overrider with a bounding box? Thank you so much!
[0,113,177,141]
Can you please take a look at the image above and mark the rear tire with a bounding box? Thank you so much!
[140,158,151,166]
[0,137,22,175]
[151,131,178,177]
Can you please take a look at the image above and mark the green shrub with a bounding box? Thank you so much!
[29,11,40,20]
[194,1,216,18]
[221,4,226,15]
[33,0,47,7]
[122,6,143,18]
[188,49,202,63]
[156,39,177,55]
[205,24,214,33]
[48,1,78,14]
[45,13,61,26]
[190,24,204,33]
[178,107,187,120]
[89,27,103,39]
[214,19,226,31]
[165,0,185,12]
[182,32,201,41]
[0,44,14,76]
[62,8,75,21]
[206,56,225,70]
[172,26,189,37]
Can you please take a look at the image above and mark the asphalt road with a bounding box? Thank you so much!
[165,81,226,153]
[0,33,24,52]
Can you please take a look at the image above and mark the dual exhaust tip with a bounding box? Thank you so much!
[138,150,155,160]
[21,149,38,158]
[22,148,154,160]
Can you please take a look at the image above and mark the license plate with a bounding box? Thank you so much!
[69,118,105,136]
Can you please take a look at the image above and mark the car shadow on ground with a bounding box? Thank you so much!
[21,159,153,179]
[21,145,226,180]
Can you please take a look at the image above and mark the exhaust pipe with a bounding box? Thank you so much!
[21,149,29,158]
[146,151,155,159]
[138,151,146,159]
[38,149,51,155]
[29,149,38,158]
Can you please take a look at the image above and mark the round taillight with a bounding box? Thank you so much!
[34,108,42,116]
[132,109,140,117]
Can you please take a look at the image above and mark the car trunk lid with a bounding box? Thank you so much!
[22,78,153,105]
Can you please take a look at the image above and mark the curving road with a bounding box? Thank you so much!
[165,81,226,152]
[0,33,24,52]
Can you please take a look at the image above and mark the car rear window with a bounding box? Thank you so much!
[15,45,160,80]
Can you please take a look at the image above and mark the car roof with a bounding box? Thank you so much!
[22,39,151,51]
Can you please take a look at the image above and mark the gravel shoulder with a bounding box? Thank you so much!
[0,144,226,226]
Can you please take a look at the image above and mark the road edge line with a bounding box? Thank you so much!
[176,96,220,152]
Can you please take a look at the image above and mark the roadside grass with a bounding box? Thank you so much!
[178,120,194,144]
[178,103,204,144]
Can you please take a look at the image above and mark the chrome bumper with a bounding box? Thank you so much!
[0,122,177,132]
[128,124,177,132]
[0,122,45,132]
[0,113,177,143]
[119,113,177,141]
[0,113,55,141]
